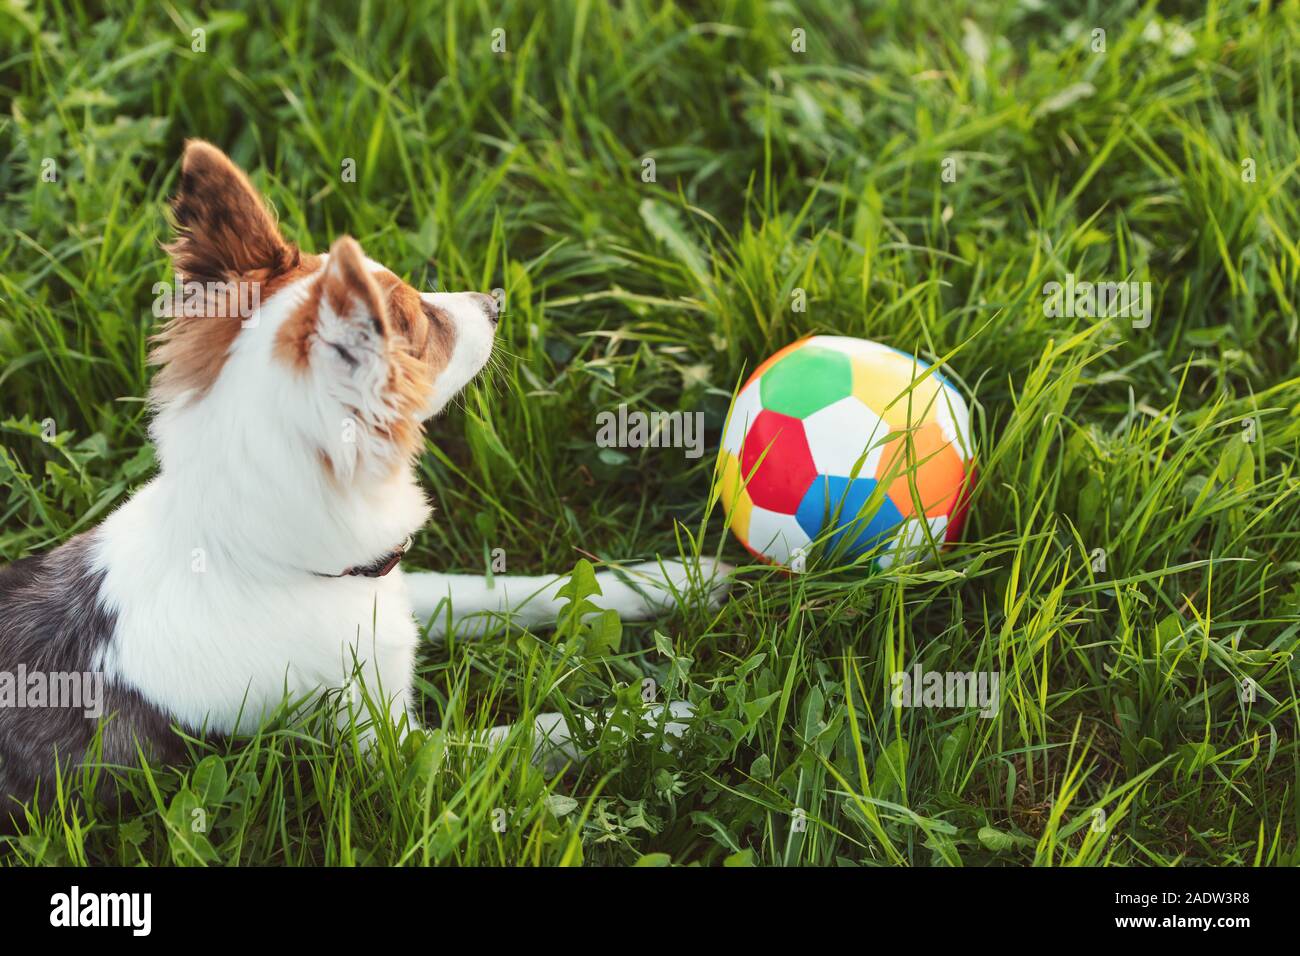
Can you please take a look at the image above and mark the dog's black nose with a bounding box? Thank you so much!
[472,292,499,325]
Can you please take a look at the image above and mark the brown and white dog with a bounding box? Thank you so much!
[0,141,725,813]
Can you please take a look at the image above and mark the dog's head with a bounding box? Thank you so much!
[150,140,495,483]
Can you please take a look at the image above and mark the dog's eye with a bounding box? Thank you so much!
[329,341,359,369]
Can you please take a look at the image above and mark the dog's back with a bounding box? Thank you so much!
[0,535,185,819]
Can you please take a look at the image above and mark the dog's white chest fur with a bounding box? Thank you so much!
[90,478,423,733]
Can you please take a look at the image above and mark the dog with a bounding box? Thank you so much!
[0,140,727,815]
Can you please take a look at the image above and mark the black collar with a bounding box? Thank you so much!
[316,536,412,579]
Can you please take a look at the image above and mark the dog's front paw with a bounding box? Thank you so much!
[618,556,734,617]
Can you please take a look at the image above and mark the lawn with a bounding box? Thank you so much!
[1,0,1298,866]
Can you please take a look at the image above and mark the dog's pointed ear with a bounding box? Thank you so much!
[319,235,387,335]
[165,139,295,283]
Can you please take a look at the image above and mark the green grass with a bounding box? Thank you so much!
[2,0,1299,866]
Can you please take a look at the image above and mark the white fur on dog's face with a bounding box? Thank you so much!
[420,291,497,416]
[282,250,498,477]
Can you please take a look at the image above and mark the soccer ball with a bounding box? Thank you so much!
[716,335,974,569]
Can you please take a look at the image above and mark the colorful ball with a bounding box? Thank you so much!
[716,336,974,569]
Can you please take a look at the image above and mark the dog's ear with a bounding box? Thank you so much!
[165,139,296,283]
[318,235,387,338]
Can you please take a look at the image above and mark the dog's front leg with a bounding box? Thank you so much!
[404,557,731,640]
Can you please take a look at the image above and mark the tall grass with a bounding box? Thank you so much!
[1,0,1298,865]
